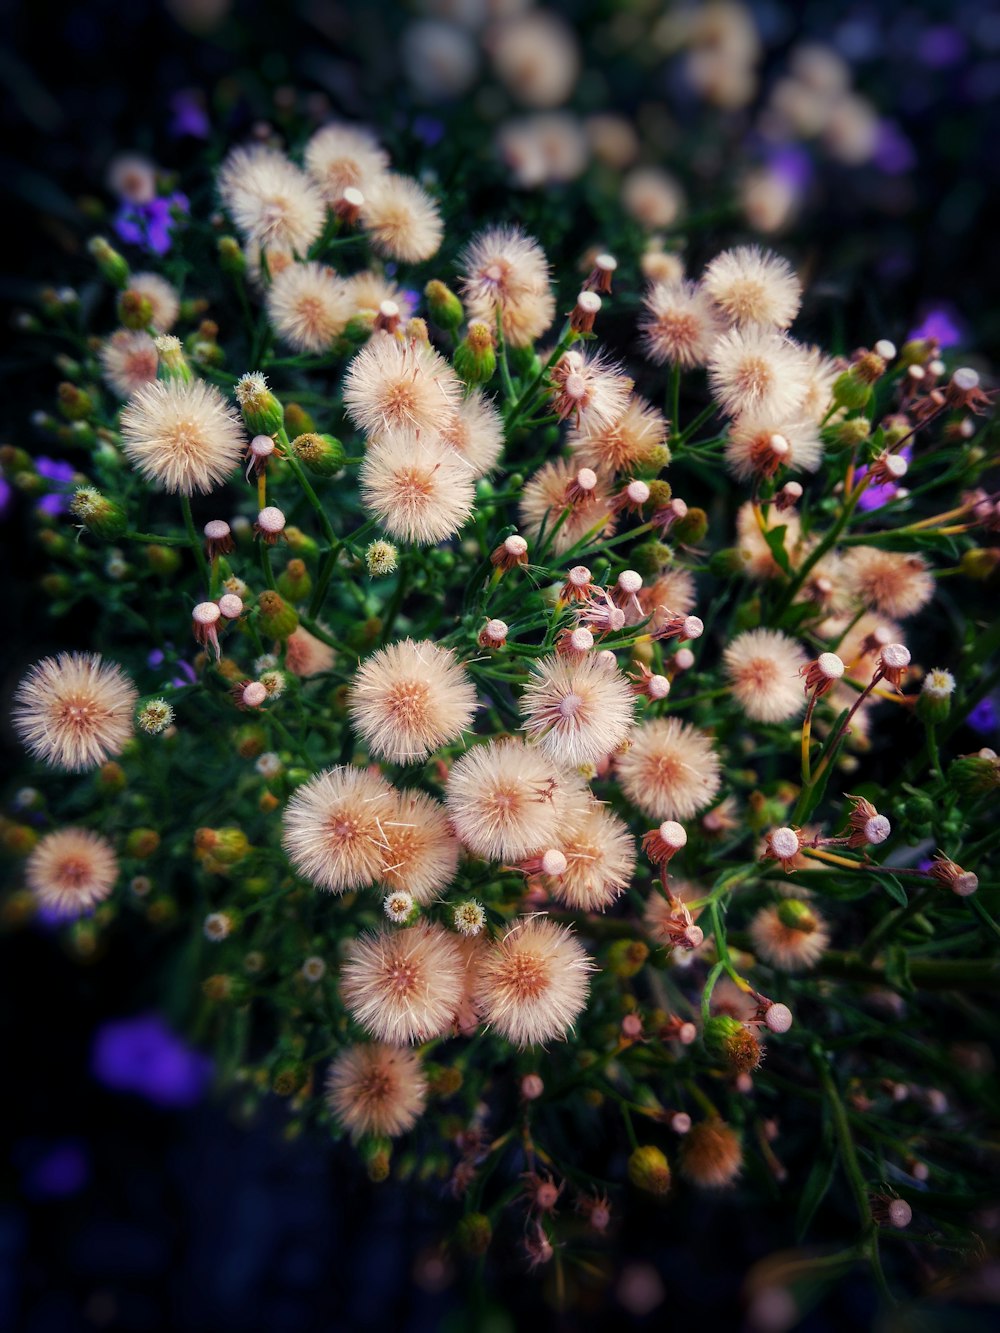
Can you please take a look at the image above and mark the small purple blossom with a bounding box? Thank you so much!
[92,1014,213,1108]
[855,446,913,513]
[874,122,916,175]
[0,476,11,518]
[412,115,445,148]
[908,309,963,348]
[33,456,76,517]
[114,192,189,256]
[966,698,999,737]
[916,26,967,70]
[764,144,813,192]
[169,89,210,140]
[19,1141,90,1200]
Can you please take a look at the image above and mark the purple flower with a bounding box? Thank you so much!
[171,659,197,688]
[147,648,166,668]
[764,144,813,191]
[169,89,210,140]
[855,445,913,513]
[874,121,916,175]
[908,309,962,348]
[114,192,189,256]
[92,1014,213,1108]
[33,455,76,517]
[916,25,966,69]
[20,1141,90,1200]
[412,115,445,148]
[0,476,12,518]
[966,698,999,737]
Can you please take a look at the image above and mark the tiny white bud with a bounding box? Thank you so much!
[682,616,704,640]
[541,849,568,877]
[951,367,979,391]
[881,642,911,670]
[817,652,845,680]
[674,648,695,671]
[257,505,285,535]
[242,682,268,708]
[864,814,891,844]
[217,593,243,619]
[770,827,801,860]
[648,674,670,699]
[671,1111,692,1134]
[250,434,274,458]
[887,1199,912,1229]
[765,1003,793,1034]
[659,820,687,849]
[874,339,896,360]
[192,601,221,626]
[617,569,643,594]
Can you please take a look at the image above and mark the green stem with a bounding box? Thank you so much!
[180,495,210,592]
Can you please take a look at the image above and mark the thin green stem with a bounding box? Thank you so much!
[180,495,210,592]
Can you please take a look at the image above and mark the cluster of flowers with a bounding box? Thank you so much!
[4,111,998,1307]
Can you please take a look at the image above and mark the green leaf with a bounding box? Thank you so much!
[879,874,908,907]
[762,522,792,575]
[884,943,915,995]
[795,1150,837,1241]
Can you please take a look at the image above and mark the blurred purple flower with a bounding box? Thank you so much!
[147,648,166,668]
[908,309,962,347]
[874,122,916,175]
[20,1141,90,1200]
[171,659,197,687]
[855,445,913,513]
[170,90,210,139]
[916,26,966,69]
[412,115,445,148]
[0,476,11,517]
[33,456,76,517]
[966,698,999,736]
[114,192,189,256]
[765,144,813,191]
[92,1014,213,1108]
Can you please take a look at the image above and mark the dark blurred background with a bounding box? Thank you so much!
[2,2,999,1329]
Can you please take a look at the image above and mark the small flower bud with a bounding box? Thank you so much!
[764,1003,793,1034]
[703,1014,762,1074]
[929,855,978,897]
[801,652,845,697]
[137,698,174,735]
[255,506,286,544]
[276,558,311,603]
[301,956,326,983]
[775,481,803,512]
[452,900,486,936]
[424,279,464,330]
[456,1213,492,1256]
[776,898,819,932]
[879,642,911,688]
[627,1145,671,1196]
[192,600,222,658]
[155,335,192,383]
[365,540,398,577]
[916,668,955,723]
[454,321,496,384]
[478,618,509,649]
[491,533,529,570]
[257,589,299,640]
[606,938,650,978]
[570,290,602,334]
[203,519,234,559]
[521,1074,544,1100]
[831,369,872,412]
[87,236,130,288]
[584,252,617,294]
[384,889,416,924]
[291,432,345,477]
[236,372,284,435]
[70,488,128,540]
[217,235,246,277]
[642,820,687,866]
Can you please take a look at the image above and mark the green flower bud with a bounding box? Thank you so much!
[277,558,312,604]
[57,383,95,421]
[125,828,160,858]
[456,1213,492,1256]
[217,236,246,278]
[283,403,315,436]
[87,236,130,288]
[831,370,872,412]
[627,1145,672,1196]
[195,826,251,865]
[606,938,649,978]
[236,372,284,435]
[672,506,708,545]
[776,899,818,932]
[645,443,672,471]
[703,1014,762,1074]
[960,548,1000,581]
[70,488,127,540]
[292,432,344,477]
[424,279,464,329]
[709,547,749,577]
[136,698,174,735]
[155,336,192,383]
[118,289,154,330]
[916,669,955,724]
[453,321,496,384]
[948,754,1000,798]
[646,479,672,509]
[257,590,299,640]
[271,1061,309,1096]
[283,526,320,558]
[97,761,127,793]
[830,417,871,448]
[362,1138,392,1183]
[146,544,183,576]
